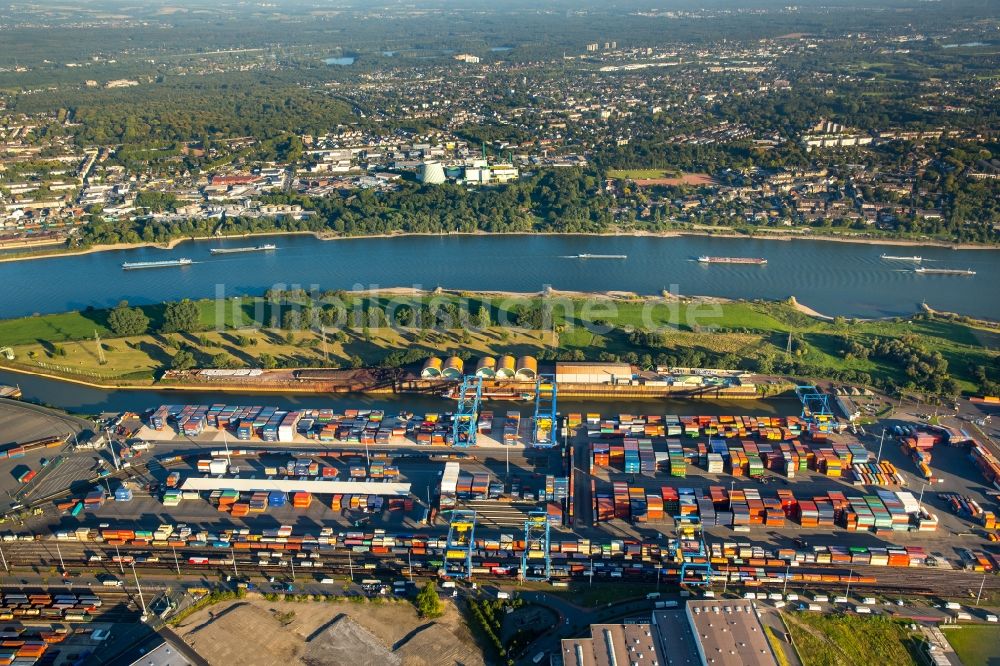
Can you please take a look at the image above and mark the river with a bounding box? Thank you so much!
[0,369,799,417]
[2,234,997,320]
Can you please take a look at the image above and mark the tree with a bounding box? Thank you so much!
[107,300,150,337]
[415,581,443,618]
[211,353,235,369]
[170,349,197,370]
[476,306,491,329]
[161,299,201,333]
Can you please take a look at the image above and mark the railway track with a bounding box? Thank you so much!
[4,539,999,597]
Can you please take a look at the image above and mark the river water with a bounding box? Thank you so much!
[2,234,998,319]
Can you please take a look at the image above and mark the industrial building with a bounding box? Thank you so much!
[179,477,411,497]
[562,601,778,666]
[554,362,633,385]
[417,161,446,184]
[560,621,668,666]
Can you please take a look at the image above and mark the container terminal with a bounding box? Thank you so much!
[0,384,998,666]
[1,385,1000,597]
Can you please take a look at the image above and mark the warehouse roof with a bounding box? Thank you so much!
[561,622,666,666]
[180,477,411,496]
[554,362,632,375]
[684,600,779,666]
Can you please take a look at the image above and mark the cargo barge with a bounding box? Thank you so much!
[209,244,277,255]
[121,258,193,270]
[566,254,628,259]
[880,253,922,262]
[697,256,767,265]
[914,266,976,276]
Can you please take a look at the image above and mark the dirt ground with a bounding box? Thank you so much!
[174,596,487,666]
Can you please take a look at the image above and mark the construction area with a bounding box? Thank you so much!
[174,596,483,666]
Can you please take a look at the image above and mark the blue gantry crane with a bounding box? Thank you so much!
[675,515,713,586]
[444,510,477,579]
[452,375,482,447]
[531,374,558,448]
[795,384,835,433]
[520,511,552,581]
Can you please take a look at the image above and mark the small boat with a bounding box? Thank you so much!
[914,267,976,276]
[568,254,628,259]
[209,244,277,255]
[121,258,193,270]
[880,253,922,262]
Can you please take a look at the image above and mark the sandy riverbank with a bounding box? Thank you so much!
[0,227,995,265]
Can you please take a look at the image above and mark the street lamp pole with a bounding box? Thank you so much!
[105,427,120,471]
[115,543,124,574]
[130,562,147,620]
[56,543,66,574]
[408,550,413,583]
[917,482,928,509]
[977,574,987,607]
[172,546,180,575]
[845,568,854,599]
[876,429,886,464]
[231,547,239,578]
[782,563,790,596]
[348,549,354,583]
[0,544,8,573]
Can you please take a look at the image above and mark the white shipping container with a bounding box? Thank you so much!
[441,462,460,495]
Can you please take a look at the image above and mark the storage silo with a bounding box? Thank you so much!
[418,161,446,184]
[442,356,465,379]
[496,354,517,379]
[475,356,497,378]
[515,355,537,381]
[421,357,443,378]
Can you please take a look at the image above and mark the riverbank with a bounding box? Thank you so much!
[0,226,994,265]
[0,294,994,396]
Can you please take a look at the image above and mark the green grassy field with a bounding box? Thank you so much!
[783,612,920,666]
[0,294,995,391]
[942,625,1000,666]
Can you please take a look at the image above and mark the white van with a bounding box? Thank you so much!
[533,652,547,664]
[320,578,335,585]
[441,581,456,589]
[945,602,961,610]
[833,596,849,604]
[985,614,998,623]
[855,606,872,614]
[861,597,877,605]
[812,594,829,603]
